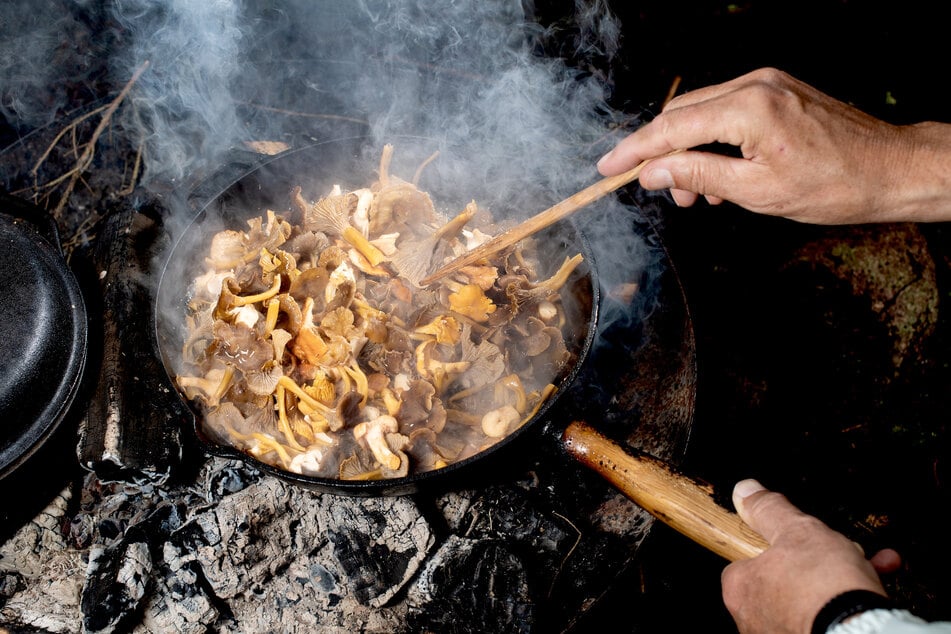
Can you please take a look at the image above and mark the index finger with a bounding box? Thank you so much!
[597,93,755,177]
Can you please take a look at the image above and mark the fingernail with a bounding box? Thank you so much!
[596,150,614,170]
[734,479,765,500]
[643,167,674,190]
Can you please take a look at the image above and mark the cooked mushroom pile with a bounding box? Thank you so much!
[176,145,583,480]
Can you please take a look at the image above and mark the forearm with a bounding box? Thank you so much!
[878,121,951,223]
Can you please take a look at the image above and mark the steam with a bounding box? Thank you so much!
[110,0,246,187]
[1,0,665,326]
[0,0,114,132]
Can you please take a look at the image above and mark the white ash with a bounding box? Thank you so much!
[1,448,655,633]
[0,487,84,633]
[0,456,435,633]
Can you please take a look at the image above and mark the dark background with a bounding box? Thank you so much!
[565,1,951,632]
[2,2,949,632]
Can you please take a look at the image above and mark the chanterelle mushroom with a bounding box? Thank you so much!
[353,415,402,470]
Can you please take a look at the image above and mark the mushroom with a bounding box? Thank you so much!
[284,230,331,270]
[259,247,298,285]
[457,265,498,291]
[389,202,476,286]
[215,275,282,321]
[288,266,330,302]
[461,227,493,252]
[414,339,471,391]
[521,316,555,356]
[505,253,584,308]
[370,232,399,256]
[293,186,386,266]
[351,188,374,236]
[190,268,233,302]
[321,305,360,341]
[352,415,402,470]
[481,405,521,438]
[244,209,292,256]
[343,359,370,406]
[317,244,349,270]
[206,229,249,270]
[276,375,356,432]
[290,296,328,365]
[211,321,275,374]
[369,146,439,236]
[245,432,294,469]
[447,283,496,323]
[177,365,235,408]
[245,360,284,396]
[288,447,326,475]
[347,247,391,278]
[326,260,357,307]
[381,446,410,478]
[413,315,461,345]
[399,379,436,427]
[269,328,292,362]
[405,427,443,471]
[520,316,571,373]
[232,304,260,329]
[496,373,527,413]
[274,382,308,452]
[455,325,505,390]
[536,299,559,324]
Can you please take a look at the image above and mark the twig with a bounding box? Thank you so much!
[583,75,683,155]
[412,150,440,187]
[663,75,682,108]
[30,104,110,177]
[60,211,101,257]
[548,511,582,598]
[119,142,144,196]
[50,60,150,221]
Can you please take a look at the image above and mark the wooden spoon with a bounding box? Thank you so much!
[418,156,662,286]
[562,420,769,562]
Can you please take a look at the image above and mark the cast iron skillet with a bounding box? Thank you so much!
[154,136,599,496]
[0,190,88,479]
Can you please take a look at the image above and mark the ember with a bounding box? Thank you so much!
[175,145,582,480]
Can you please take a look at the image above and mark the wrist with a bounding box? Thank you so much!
[811,589,893,634]
[881,121,951,222]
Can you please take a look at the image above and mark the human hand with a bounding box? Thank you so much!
[597,67,951,224]
[720,479,901,634]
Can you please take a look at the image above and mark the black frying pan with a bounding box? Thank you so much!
[152,137,769,557]
[154,136,600,496]
[0,190,88,479]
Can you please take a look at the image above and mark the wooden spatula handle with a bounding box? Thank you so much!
[562,420,769,562]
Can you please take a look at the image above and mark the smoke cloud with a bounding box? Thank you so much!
[1,0,666,328]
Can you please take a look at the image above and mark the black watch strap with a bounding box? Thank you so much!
[811,589,894,634]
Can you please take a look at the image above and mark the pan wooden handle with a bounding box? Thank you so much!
[562,420,769,562]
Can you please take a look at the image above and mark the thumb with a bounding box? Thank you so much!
[732,478,767,519]
[731,479,806,544]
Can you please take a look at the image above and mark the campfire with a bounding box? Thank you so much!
[0,2,697,632]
